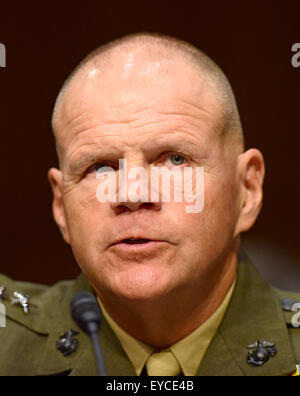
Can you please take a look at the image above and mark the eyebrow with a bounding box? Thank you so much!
[143,137,205,158]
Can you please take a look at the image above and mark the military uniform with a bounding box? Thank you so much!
[0,253,299,376]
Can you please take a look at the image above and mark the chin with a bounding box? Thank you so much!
[108,266,173,302]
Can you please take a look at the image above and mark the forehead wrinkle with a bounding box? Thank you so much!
[58,112,141,151]
[65,113,212,160]
[66,135,120,163]
[158,97,220,121]
[62,97,217,143]
[154,99,226,143]
[60,112,90,133]
[55,112,100,152]
[60,102,160,139]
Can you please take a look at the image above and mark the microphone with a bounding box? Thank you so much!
[70,291,107,376]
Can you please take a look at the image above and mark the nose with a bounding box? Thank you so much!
[109,159,162,214]
[111,200,162,214]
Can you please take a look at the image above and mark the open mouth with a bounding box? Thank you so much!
[110,238,167,255]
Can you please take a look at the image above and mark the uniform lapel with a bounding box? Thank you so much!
[197,255,297,376]
[37,273,135,376]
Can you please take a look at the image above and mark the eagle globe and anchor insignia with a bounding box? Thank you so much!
[247,340,278,367]
[56,329,80,357]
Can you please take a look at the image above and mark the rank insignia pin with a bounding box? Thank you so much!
[56,329,80,357]
[11,292,31,314]
[247,340,278,367]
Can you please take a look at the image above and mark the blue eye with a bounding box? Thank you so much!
[169,154,186,166]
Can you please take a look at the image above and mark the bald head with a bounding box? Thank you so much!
[52,33,244,163]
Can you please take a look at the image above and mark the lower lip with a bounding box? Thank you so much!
[110,241,167,253]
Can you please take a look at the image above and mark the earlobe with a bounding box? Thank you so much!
[48,168,71,244]
[235,149,265,234]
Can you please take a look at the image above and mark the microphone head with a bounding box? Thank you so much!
[70,291,102,334]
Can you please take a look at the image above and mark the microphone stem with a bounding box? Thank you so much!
[90,331,107,376]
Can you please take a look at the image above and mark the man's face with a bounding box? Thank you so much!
[53,51,242,301]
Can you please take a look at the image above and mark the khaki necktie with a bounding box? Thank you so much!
[146,350,182,376]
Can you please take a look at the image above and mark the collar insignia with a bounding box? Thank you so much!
[56,329,80,357]
[247,340,278,367]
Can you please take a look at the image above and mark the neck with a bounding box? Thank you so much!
[96,252,238,349]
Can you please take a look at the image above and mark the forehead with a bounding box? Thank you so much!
[56,51,224,150]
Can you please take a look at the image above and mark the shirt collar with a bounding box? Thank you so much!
[98,299,153,376]
[98,278,236,376]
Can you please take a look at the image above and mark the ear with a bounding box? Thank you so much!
[48,168,71,244]
[234,149,265,235]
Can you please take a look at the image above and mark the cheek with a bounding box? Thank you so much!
[175,174,239,250]
[64,180,106,237]
[201,174,240,243]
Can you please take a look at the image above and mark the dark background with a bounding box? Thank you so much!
[0,1,299,290]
